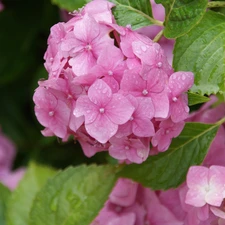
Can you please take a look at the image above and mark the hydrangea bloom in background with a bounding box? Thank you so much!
[0,129,25,190]
[0,0,4,12]
[33,0,194,164]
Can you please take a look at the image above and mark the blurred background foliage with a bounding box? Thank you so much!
[0,0,109,170]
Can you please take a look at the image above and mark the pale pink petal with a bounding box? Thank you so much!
[109,178,138,207]
[210,206,225,219]
[206,166,225,206]
[108,213,136,225]
[86,114,118,143]
[132,118,155,137]
[106,94,135,124]
[74,96,98,124]
[169,72,194,97]
[88,79,112,106]
[0,168,25,190]
[197,204,209,221]
[69,114,84,132]
[73,14,100,42]
[126,138,150,163]
[84,0,115,23]
[135,97,155,119]
[171,94,189,123]
[102,76,119,93]
[69,51,96,76]
[120,70,145,96]
[151,90,169,118]
[186,166,209,207]
[60,36,83,53]
[97,45,124,70]
[109,143,127,160]
[146,68,167,93]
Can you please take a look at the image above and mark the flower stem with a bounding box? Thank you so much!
[153,29,164,42]
[208,1,225,8]
[216,116,225,126]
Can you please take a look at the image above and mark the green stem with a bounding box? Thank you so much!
[208,1,225,8]
[216,116,225,125]
[153,29,164,42]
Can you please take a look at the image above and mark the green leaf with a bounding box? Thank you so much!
[173,11,225,96]
[0,184,11,225]
[109,0,158,30]
[29,164,117,225]
[119,122,220,190]
[155,0,208,38]
[188,92,210,106]
[51,0,90,11]
[6,163,56,225]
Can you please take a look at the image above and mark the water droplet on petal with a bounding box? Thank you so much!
[49,111,54,116]
[137,149,146,159]
[141,45,147,52]
[135,50,141,55]
[126,24,132,29]
[125,145,130,150]
[108,70,113,76]
[157,62,162,68]
[142,89,148,96]
[99,108,105,113]
[172,97,178,102]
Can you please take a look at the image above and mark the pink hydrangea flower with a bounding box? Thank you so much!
[33,86,71,139]
[0,0,4,12]
[109,136,150,163]
[0,129,25,190]
[186,166,225,207]
[61,14,113,76]
[0,129,16,172]
[34,0,194,163]
[151,118,185,152]
[74,79,135,143]
[0,168,25,190]
[91,178,183,225]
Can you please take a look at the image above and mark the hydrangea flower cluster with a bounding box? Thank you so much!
[33,0,194,163]
[91,178,183,225]
[0,129,25,190]
[91,97,225,225]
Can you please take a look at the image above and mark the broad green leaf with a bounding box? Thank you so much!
[0,184,11,225]
[188,92,210,106]
[173,11,225,96]
[6,163,56,225]
[119,122,220,190]
[51,0,90,11]
[29,165,117,225]
[109,0,158,30]
[155,0,208,38]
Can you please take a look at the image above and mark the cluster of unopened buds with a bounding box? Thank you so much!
[33,0,194,163]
